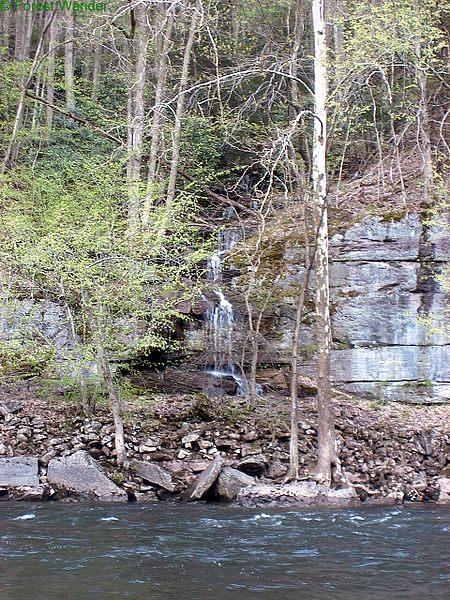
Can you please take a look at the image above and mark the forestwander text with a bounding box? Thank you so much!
[0,0,107,11]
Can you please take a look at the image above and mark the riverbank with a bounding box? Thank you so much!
[0,381,449,505]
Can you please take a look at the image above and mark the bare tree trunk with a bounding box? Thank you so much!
[22,11,33,60]
[14,10,25,60]
[98,341,127,467]
[3,11,56,170]
[166,0,201,205]
[142,6,174,224]
[64,11,75,111]
[312,0,335,486]
[413,0,433,207]
[288,190,313,479]
[91,36,102,101]
[46,12,59,132]
[417,71,433,206]
[126,2,148,237]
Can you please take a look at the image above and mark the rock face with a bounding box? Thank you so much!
[0,456,44,500]
[188,211,449,404]
[47,451,127,502]
[327,215,450,403]
[215,467,255,501]
[132,460,179,492]
[182,455,224,501]
[236,481,359,507]
[0,299,68,349]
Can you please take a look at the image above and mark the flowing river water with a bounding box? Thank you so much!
[0,503,449,599]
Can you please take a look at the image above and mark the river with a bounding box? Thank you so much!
[1,503,449,599]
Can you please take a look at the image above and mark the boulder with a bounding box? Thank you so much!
[47,450,127,502]
[182,455,224,501]
[236,453,266,476]
[437,477,450,504]
[132,460,178,492]
[0,456,43,499]
[267,461,288,479]
[215,467,255,501]
[0,456,39,487]
[236,481,359,508]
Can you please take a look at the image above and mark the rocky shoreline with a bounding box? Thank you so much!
[1,384,449,506]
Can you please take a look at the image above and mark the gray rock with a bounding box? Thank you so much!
[330,214,421,261]
[267,461,288,479]
[47,450,127,502]
[182,455,224,501]
[0,400,23,417]
[332,292,450,347]
[341,381,450,403]
[437,477,450,504]
[329,346,450,383]
[132,460,178,492]
[330,261,418,295]
[182,432,200,445]
[237,481,359,507]
[0,456,39,488]
[215,467,255,501]
[237,454,266,476]
[0,299,68,348]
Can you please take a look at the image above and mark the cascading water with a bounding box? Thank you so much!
[204,228,247,395]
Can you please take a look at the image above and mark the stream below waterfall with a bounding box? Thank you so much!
[1,503,449,599]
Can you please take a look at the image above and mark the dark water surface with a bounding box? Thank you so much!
[0,503,449,599]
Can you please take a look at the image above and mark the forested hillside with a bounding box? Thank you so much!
[0,0,449,502]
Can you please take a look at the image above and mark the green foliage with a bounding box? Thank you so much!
[0,340,55,380]
[0,158,207,386]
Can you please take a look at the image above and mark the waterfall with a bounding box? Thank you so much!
[204,228,247,395]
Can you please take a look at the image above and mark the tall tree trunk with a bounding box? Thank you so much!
[142,6,174,224]
[312,0,335,486]
[413,0,433,207]
[91,36,102,101]
[14,10,33,64]
[64,11,75,111]
[288,191,312,479]
[14,10,25,60]
[126,2,148,237]
[98,341,127,467]
[46,12,59,132]
[22,11,33,60]
[90,301,127,468]
[165,0,201,205]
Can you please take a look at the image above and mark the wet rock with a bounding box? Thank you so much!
[131,460,179,492]
[47,450,127,502]
[182,455,224,501]
[215,467,255,501]
[134,490,159,503]
[237,481,359,508]
[437,477,450,504]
